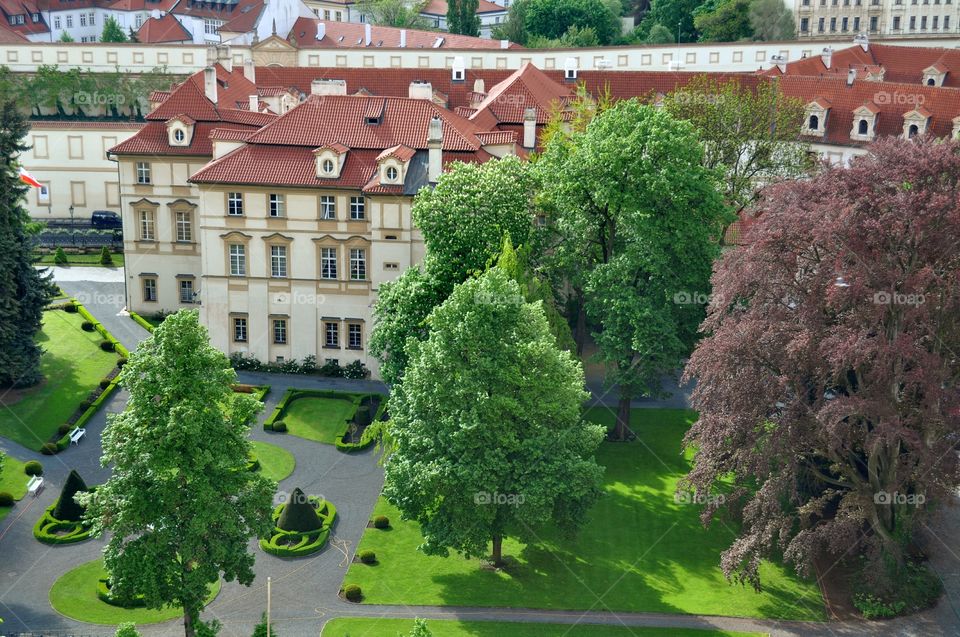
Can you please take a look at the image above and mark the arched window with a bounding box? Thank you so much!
[386,166,399,182]
[174,129,185,143]
[908,124,919,138]
[809,114,819,130]
[322,158,335,174]
[858,119,869,135]
[927,77,936,86]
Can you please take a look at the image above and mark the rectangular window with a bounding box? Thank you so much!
[179,279,194,304]
[273,319,287,344]
[229,244,246,276]
[136,162,151,184]
[349,196,366,220]
[233,317,247,342]
[204,18,222,34]
[818,16,825,31]
[89,12,94,25]
[324,9,330,18]
[910,15,916,28]
[321,247,338,279]
[854,16,861,29]
[921,15,928,28]
[800,17,809,31]
[945,15,951,28]
[348,323,362,349]
[143,278,157,302]
[841,16,848,30]
[829,16,836,30]
[350,248,366,281]
[325,321,339,347]
[892,15,900,28]
[175,211,192,242]
[269,193,285,217]
[79,13,86,26]
[54,16,60,28]
[271,245,287,278]
[870,15,878,30]
[320,195,336,220]
[228,192,244,216]
[66,15,72,27]
[934,15,939,27]
[138,209,155,240]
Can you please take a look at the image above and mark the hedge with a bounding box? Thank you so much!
[75,300,129,357]
[97,579,146,608]
[129,311,155,333]
[335,397,388,453]
[259,497,337,558]
[33,503,94,545]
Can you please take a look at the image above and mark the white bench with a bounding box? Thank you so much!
[70,427,86,445]
[27,475,44,497]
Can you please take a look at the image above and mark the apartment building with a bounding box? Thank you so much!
[791,0,960,39]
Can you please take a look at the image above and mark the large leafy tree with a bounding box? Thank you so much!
[748,0,794,40]
[81,311,275,637]
[537,99,729,440]
[370,156,536,384]
[101,16,129,42]
[662,74,808,212]
[384,268,604,566]
[0,101,54,388]
[682,138,960,594]
[357,0,432,28]
[635,0,705,43]
[523,0,620,44]
[693,0,752,41]
[447,0,481,36]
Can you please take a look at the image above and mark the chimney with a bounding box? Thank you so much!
[523,107,536,149]
[847,68,856,86]
[203,66,218,103]
[243,58,255,83]
[854,32,869,52]
[770,54,786,74]
[400,29,406,47]
[500,39,509,49]
[409,80,433,100]
[428,116,443,183]
[249,95,258,111]
[364,22,372,46]
[316,22,325,40]
[821,47,833,69]
[218,45,232,72]
[311,78,347,96]
[473,78,485,94]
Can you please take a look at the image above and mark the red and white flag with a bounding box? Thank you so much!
[18,166,42,188]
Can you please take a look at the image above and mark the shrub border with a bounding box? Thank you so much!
[335,397,387,453]
[129,310,155,333]
[259,497,337,558]
[33,503,94,545]
[263,389,386,452]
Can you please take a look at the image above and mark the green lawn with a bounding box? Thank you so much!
[0,455,29,499]
[35,252,125,267]
[322,619,767,637]
[251,440,295,482]
[50,559,220,625]
[342,408,825,621]
[282,396,357,444]
[0,310,118,450]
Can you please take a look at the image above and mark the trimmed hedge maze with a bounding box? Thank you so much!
[33,504,93,544]
[260,490,337,558]
[264,388,386,452]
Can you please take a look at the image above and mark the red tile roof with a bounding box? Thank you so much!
[210,127,254,141]
[110,121,261,156]
[172,0,261,22]
[0,18,29,41]
[421,0,506,15]
[0,0,48,35]
[470,62,571,126]
[377,144,417,162]
[287,17,521,49]
[136,12,192,43]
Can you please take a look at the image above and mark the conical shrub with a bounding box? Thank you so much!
[277,488,321,532]
[53,469,88,521]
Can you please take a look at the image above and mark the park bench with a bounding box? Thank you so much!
[27,475,44,497]
[70,427,86,445]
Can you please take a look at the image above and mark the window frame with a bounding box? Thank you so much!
[233,317,248,342]
[270,244,288,278]
[324,321,340,348]
[273,319,287,345]
[229,243,246,276]
[143,277,157,302]
[320,246,338,280]
[138,209,155,241]
[179,279,194,304]
[268,193,286,218]
[227,192,244,216]
[349,247,366,281]
[320,195,336,220]
[135,161,151,185]
[349,196,366,220]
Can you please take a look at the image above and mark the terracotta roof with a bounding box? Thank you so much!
[470,62,571,126]
[421,0,506,15]
[210,127,254,141]
[475,130,517,144]
[149,90,172,102]
[287,17,522,49]
[172,0,262,22]
[0,19,29,41]
[106,0,177,10]
[315,142,349,154]
[219,0,264,33]
[0,0,48,35]
[809,96,831,109]
[377,144,417,162]
[136,12,192,43]
[110,121,262,156]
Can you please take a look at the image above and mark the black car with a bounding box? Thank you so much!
[91,210,122,229]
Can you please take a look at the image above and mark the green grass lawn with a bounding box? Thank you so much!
[35,252,125,267]
[321,619,767,637]
[342,408,825,621]
[0,455,29,499]
[282,396,357,444]
[50,559,220,625]
[0,310,118,450]
[251,440,295,482]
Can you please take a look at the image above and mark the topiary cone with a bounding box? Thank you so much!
[277,488,321,532]
[53,469,89,521]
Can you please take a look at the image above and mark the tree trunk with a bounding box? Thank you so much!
[183,608,196,637]
[491,534,504,567]
[613,395,632,441]
[574,300,587,357]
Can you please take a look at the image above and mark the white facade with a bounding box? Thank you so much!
[790,0,960,38]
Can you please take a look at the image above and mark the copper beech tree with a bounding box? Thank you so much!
[682,138,960,592]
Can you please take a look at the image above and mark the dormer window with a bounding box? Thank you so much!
[858,119,869,135]
[809,114,819,130]
[850,103,878,142]
[921,64,947,87]
[902,108,931,139]
[386,166,399,181]
[322,158,334,173]
[313,144,348,179]
[174,129,185,143]
[804,98,830,137]
[166,116,195,147]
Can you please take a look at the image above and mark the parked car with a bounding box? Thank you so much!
[91,210,122,229]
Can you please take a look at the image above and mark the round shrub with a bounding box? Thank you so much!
[0,492,14,507]
[54,247,68,265]
[24,461,44,476]
[41,442,58,455]
[79,399,92,411]
[100,340,115,352]
[116,356,128,368]
[272,421,288,433]
[343,584,362,602]
[64,301,78,313]
[58,423,72,436]
[359,550,376,564]
[81,321,95,331]
[99,378,112,389]
[373,515,390,529]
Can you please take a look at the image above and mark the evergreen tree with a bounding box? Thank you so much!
[448,0,480,35]
[276,488,321,532]
[0,101,54,388]
[53,469,89,522]
[58,31,74,42]
[251,613,277,637]
[101,16,129,42]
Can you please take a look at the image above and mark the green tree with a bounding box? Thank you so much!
[404,619,432,637]
[58,31,74,42]
[635,0,705,42]
[524,0,619,43]
[748,0,794,40]
[370,156,536,384]
[99,246,114,266]
[0,101,54,388]
[384,268,604,566]
[642,22,675,42]
[693,0,752,41]
[662,74,808,211]
[115,623,142,637]
[53,469,88,521]
[101,16,129,42]
[80,311,275,637]
[537,99,729,440]
[276,488,320,531]
[491,0,530,43]
[357,0,432,28]
[251,613,276,637]
[448,0,481,35]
